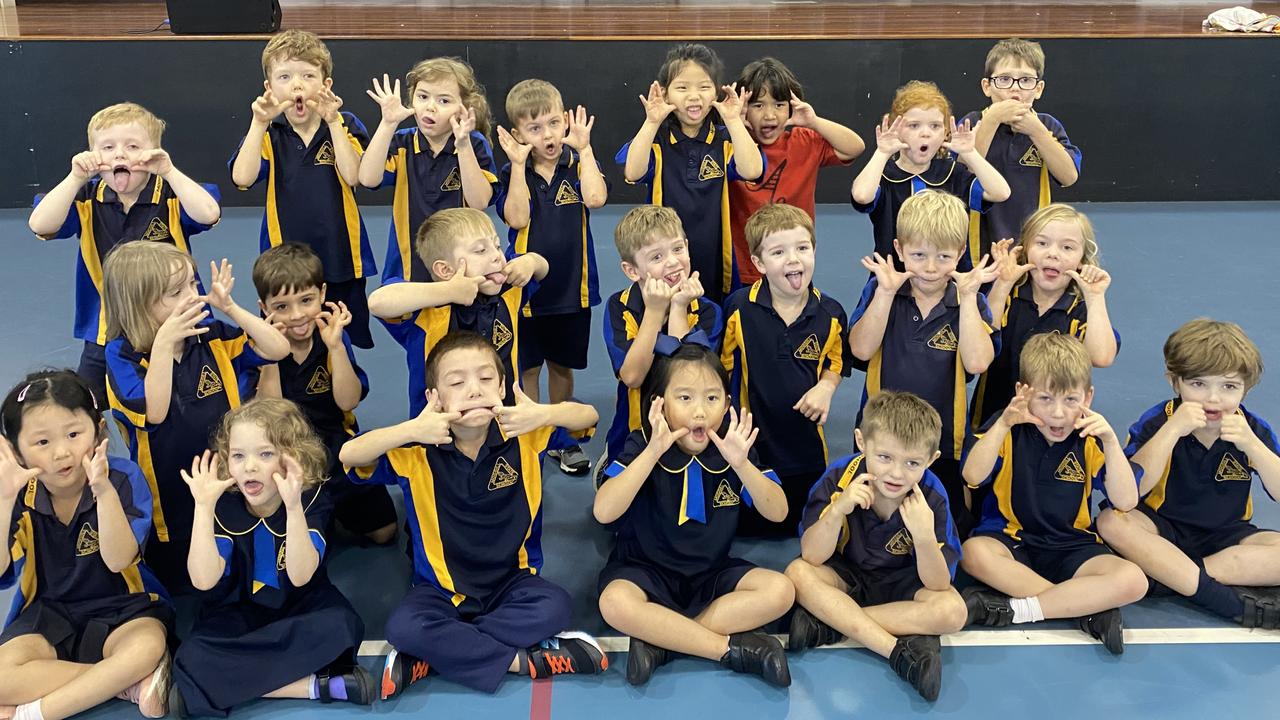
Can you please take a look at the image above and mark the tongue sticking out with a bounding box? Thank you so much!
[786,272,805,291]
[111,167,131,192]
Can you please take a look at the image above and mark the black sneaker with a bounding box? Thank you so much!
[787,606,843,650]
[557,444,591,475]
[317,665,375,705]
[381,649,430,700]
[962,585,1014,628]
[593,449,611,490]
[1078,608,1125,655]
[527,632,609,679]
[889,635,942,701]
[1235,586,1280,629]
[720,632,791,687]
[625,637,670,685]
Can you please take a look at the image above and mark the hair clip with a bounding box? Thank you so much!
[15,384,31,403]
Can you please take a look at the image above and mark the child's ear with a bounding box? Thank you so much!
[620,261,642,283]
[258,299,270,316]
[1084,386,1096,409]
[318,282,327,298]
[263,79,271,92]
[929,449,942,466]
[980,78,993,98]
[432,259,457,281]
[854,428,865,453]
[892,238,903,258]
[324,77,334,90]
[749,255,766,275]
[1166,372,1180,393]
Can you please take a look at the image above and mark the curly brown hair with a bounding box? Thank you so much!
[212,398,329,490]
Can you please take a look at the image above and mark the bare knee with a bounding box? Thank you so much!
[754,570,796,615]
[1095,508,1129,544]
[598,582,639,630]
[784,558,820,590]
[959,538,1000,579]
[103,619,167,670]
[1114,561,1151,605]
[924,590,968,634]
[0,636,57,695]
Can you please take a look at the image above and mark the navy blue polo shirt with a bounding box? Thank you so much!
[615,119,765,301]
[375,129,501,283]
[850,156,989,271]
[1,456,163,624]
[971,281,1121,430]
[972,424,1140,548]
[602,282,723,466]
[961,110,1081,261]
[104,319,269,549]
[1126,400,1279,530]
[496,148,605,316]
[801,453,961,577]
[33,175,219,345]
[850,278,1001,461]
[380,282,532,417]
[210,486,329,609]
[348,423,566,611]
[273,332,368,468]
[721,281,851,477]
[600,428,780,578]
[231,112,377,283]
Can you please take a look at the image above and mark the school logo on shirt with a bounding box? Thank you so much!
[196,365,224,399]
[140,217,170,242]
[794,334,822,361]
[1019,146,1044,168]
[276,541,288,571]
[75,523,99,557]
[712,478,740,508]
[1055,452,1086,483]
[488,457,519,491]
[314,141,335,166]
[885,528,914,556]
[698,155,725,181]
[306,366,332,395]
[440,167,463,192]
[1216,453,1251,482]
[927,324,958,352]
[554,180,581,206]
[491,318,513,351]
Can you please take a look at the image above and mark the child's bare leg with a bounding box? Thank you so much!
[864,590,967,637]
[1204,532,1280,586]
[38,617,166,720]
[520,367,543,403]
[786,559,895,658]
[1030,556,1148,618]
[962,536,1053,597]
[546,362,574,404]
[263,676,313,699]
[695,569,794,636]
[0,636,87,705]
[1097,509,1200,594]
[599,580,729,661]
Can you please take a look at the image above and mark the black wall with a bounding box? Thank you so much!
[2,38,1276,209]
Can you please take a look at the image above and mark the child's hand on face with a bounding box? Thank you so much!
[564,105,595,152]
[181,451,236,508]
[413,391,462,445]
[713,83,752,124]
[502,254,539,288]
[203,259,238,315]
[494,385,549,438]
[987,98,1030,127]
[273,453,306,511]
[309,87,344,124]
[450,106,477,141]
[951,254,999,299]
[316,301,351,349]
[446,258,485,306]
[646,397,689,455]
[497,126,533,167]
[1002,383,1045,428]
[1008,110,1045,137]
[1067,265,1111,300]
[639,81,676,125]
[709,407,759,468]
[874,114,909,156]
[252,89,292,124]
[71,151,107,182]
[862,252,914,295]
[1074,407,1117,445]
[367,74,414,126]
[793,381,835,425]
[943,116,977,155]
[132,148,174,177]
[898,484,936,541]
[836,472,875,514]
[671,271,703,309]
[1218,413,1258,451]
[1170,400,1207,437]
[788,98,819,128]
[82,438,113,498]
[991,238,1035,287]
[640,276,677,314]
[154,295,211,351]
[0,438,40,503]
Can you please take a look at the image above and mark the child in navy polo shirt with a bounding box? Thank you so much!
[0,370,172,720]
[102,242,290,593]
[359,57,501,283]
[619,43,766,302]
[230,30,379,349]
[251,244,397,545]
[595,343,794,687]
[1099,319,1280,629]
[961,334,1146,655]
[367,208,548,418]
[786,391,965,702]
[962,38,1082,264]
[972,204,1118,430]
[599,206,722,483]
[848,190,999,536]
[340,331,607,697]
[28,102,221,409]
[496,79,609,476]
[850,81,1010,270]
[721,204,851,537]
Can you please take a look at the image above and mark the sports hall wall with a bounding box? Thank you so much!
[2,37,1276,209]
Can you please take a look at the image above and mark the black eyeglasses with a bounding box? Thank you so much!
[988,75,1041,90]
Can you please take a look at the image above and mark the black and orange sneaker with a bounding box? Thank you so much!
[381,648,431,700]
[526,632,609,679]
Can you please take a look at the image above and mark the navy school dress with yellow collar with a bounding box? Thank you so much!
[970,279,1121,431]
[32,175,219,404]
[850,154,989,271]
[0,457,173,662]
[615,117,767,303]
[104,319,269,593]
[801,453,961,604]
[381,280,537,418]
[348,423,579,692]
[374,128,500,284]
[721,281,852,534]
[598,428,782,616]
[601,283,723,469]
[960,109,1081,263]
[229,112,379,348]
[172,486,364,717]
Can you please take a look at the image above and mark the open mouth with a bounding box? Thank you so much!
[784,270,805,291]
[1047,425,1070,438]
[293,95,306,116]
[688,425,708,443]
[684,105,704,121]
[111,164,131,192]
[243,480,263,496]
[1204,410,1223,422]
[56,465,76,478]
[286,323,312,340]
[483,272,508,287]
[663,270,685,286]
[881,480,904,494]
[757,123,780,140]
[1039,267,1062,281]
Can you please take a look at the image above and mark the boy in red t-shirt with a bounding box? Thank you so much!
[728,58,865,286]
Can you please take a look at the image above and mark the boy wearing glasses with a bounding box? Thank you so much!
[963,38,1082,262]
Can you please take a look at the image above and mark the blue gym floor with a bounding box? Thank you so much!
[2,201,1278,718]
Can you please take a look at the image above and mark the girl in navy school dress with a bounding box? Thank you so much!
[169,398,370,717]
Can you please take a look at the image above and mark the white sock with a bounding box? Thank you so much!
[1010,596,1045,624]
[14,700,44,720]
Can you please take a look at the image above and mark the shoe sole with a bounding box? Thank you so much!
[554,630,610,672]
[137,651,171,718]
[380,649,402,700]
